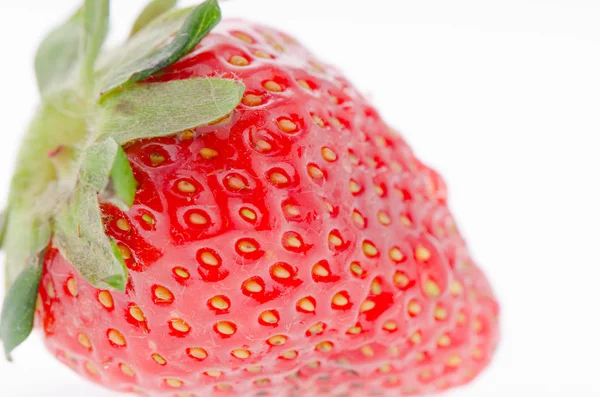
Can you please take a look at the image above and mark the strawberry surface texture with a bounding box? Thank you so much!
[29,16,499,397]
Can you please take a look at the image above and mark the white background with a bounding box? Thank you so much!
[1,0,599,395]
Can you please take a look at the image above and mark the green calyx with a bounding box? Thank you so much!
[0,0,244,358]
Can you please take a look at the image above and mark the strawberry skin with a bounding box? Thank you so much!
[36,19,499,397]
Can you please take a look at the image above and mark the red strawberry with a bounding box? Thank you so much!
[1,1,499,396]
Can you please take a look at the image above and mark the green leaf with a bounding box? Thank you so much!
[53,185,128,292]
[0,210,7,249]
[81,138,136,208]
[97,78,244,144]
[82,0,110,89]
[34,8,83,97]
[0,259,44,360]
[130,0,177,37]
[98,0,221,96]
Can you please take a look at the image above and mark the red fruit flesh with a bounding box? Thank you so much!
[36,20,499,396]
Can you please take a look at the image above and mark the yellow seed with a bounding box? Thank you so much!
[227,176,247,190]
[166,378,183,388]
[307,164,324,180]
[328,233,343,247]
[254,50,271,58]
[361,345,374,357]
[173,267,190,279]
[141,213,154,226]
[278,118,297,133]
[286,235,302,248]
[362,241,378,257]
[188,347,208,360]
[205,370,223,378]
[177,180,196,193]
[379,363,392,373]
[415,245,431,262]
[307,361,320,368]
[153,286,174,303]
[349,180,361,194]
[232,32,254,43]
[410,331,423,344]
[120,363,135,377]
[472,319,483,333]
[316,341,333,352]
[232,349,251,359]
[209,296,229,310]
[255,377,271,386]
[200,251,219,266]
[415,352,426,362]
[297,297,315,312]
[450,280,464,296]
[244,279,263,293]
[350,262,363,277]
[216,321,236,335]
[240,208,257,221]
[330,117,343,129]
[312,263,329,277]
[264,80,282,92]
[189,212,208,225]
[152,353,167,365]
[374,184,385,196]
[312,114,325,127]
[98,290,113,309]
[297,80,311,90]
[269,172,289,185]
[424,279,441,298]
[360,300,376,312]
[434,306,448,321]
[437,334,451,347]
[280,350,297,359]
[85,362,98,375]
[245,365,262,374]
[149,152,165,166]
[45,281,56,298]
[371,279,382,295]
[255,139,272,152]
[238,240,257,253]
[268,334,287,346]
[400,215,412,227]
[420,369,432,380]
[472,348,483,359]
[170,319,191,333]
[108,329,126,346]
[66,277,78,297]
[323,200,334,213]
[272,265,292,278]
[377,211,391,225]
[389,247,404,262]
[229,55,249,66]
[180,129,195,140]
[78,333,92,349]
[308,322,324,335]
[115,218,130,232]
[284,204,301,217]
[332,292,348,307]
[393,271,410,288]
[446,354,462,368]
[321,147,337,162]
[383,320,397,331]
[200,147,218,159]
[457,312,467,325]
[408,301,422,316]
[129,305,146,322]
[260,310,278,324]
[243,94,262,107]
[347,325,362,335]
[352,211,365,228]
[118,244,132,260]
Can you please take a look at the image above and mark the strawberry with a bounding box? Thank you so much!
[0,0,499,396]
